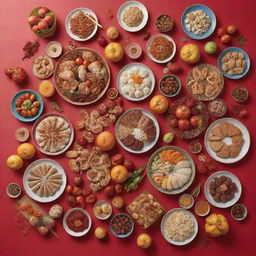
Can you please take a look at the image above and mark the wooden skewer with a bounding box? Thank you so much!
[85,13,103,29]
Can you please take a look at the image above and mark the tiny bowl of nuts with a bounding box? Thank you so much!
[155,14,174,33]
[232,87,248,103]
[93,200,112,220]
[110,213,134,238]
[231,204,247,221]
[6,183,21,198]
[159,74,181,97]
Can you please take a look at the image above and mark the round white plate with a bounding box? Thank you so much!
[147,146,196,195]
[204,118,250,163]
[161,208,198,246]
[63,208,92,237]
[204,171,242,208]
[65,8,98,41]
[117,1,148,32]
[23,159,67,203]
[115,108,160,154]
[146,34,176,63]
[117,63,155,101]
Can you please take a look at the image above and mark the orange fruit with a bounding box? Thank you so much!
[96,131,115,151]
[137,233,152,249]
[17,143,36,160]
[6,154,24,170]
[39,80,55,97]
[111,165,128,183]
[149,95,169,114]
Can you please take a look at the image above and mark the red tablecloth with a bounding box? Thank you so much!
[1,0,255,255]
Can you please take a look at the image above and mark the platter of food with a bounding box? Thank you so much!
[204,171,242,208]
[181,4,216,40]
[23,158,67,203]
[218,47,250,79]
[11,90,44,122]
[115,108,160,154]
[110,213,134,238]
[63,208,92,237]
[32,55,54,79]
[204,118,250,163]
[117,1,148,32]
[146,34,176,63]
[117,63,155,101]
[65,8,98,41]
[147,146,196,194]
[32,113,74,156]
[187,64,224,101]
[161,208,198,245]
[54,48,110,105]
[167,97,209,139]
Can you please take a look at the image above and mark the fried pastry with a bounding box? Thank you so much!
[227,123,242,136]
[209,141,225,152]
[216,144,230,158]
[211,126,224,138]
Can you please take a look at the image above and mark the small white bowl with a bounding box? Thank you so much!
[146,34,176,63]
[63,208,92,237]
[178,194,194,209]
[46,41,62,58]
[93,200,112,220]
[6,183,21,198]
[231,204,248,221]
[194,201,210,217]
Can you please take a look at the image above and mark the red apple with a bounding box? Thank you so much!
[217,27,226,37]
[178,119,191,131]
[123,159,134,171]
[28,15,38,25]
[38,7,49,18]
[37,20,48,30]
[103,185,114,197]
[175,105,191,119]
[111,153,124,165]
[190,115,202,128]
[31,25,39,32]
[44,15,54,26]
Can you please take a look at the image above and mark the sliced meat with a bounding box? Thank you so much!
[121,134,136,147]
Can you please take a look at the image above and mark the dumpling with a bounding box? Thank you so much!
[171,175,179,189]
[176,168,192,177]
[175,160,190,169]
[131,67,139,74]
[128,78,134,85]
[138,69,148,78]
[128,87,135,97]
[122,85,130,95]
[142,77,151,87]
[135,89,143,98]
[143,87,151,95]
[120,75,128,86]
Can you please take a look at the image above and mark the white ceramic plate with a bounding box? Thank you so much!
[117,1,148,32]
[117,63,155,101]
[63,208,92,237]
[65,8,98,41]
[204,171,242,208]
[204,118,250,163]
[115,108,160,154]
[147,146,196,195]
[161,208,198,246]
[23,159,67,203]
[146,34,176,63]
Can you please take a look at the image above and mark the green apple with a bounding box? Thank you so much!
[204,41,218,54]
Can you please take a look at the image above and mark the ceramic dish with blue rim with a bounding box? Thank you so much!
[218,47,250,79]
[181,4,216,40]
[110,213,134,238]
[11,89,44,122]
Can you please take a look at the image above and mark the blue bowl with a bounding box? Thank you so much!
[218,47,250,79]
[110,213,134,238]
[181,4,216,40]
[11,89,44,122]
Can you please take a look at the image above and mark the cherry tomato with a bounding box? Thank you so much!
[217,28,226,37]
[20,95,26,101]
[31,107,38,116]
[75,57,83,65]
[27,110,33,117]
[76,195,85,204]
[221,34,231,44]
[83,60,90,67]
[85,194,97,204]
[65,184,73,194]
[227,25,237,35]
[72,186,82,196]
[77,136,87,146]
[16,107,22,113]
[15,99,23,107]
[82,188,92,197]
[30,94,36,102]
[33,101,40,108]
[21,110,28,117]
[84,80,91,87]
[24,92,30,100]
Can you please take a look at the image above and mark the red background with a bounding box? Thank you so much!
[0,0,255,255]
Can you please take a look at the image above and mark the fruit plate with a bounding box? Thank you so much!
[161,208,198,245]
[117,63,155,101]
[204,171,242,208]
[65,8,98,41]
[218,47,250,79]
[11,90,44,122]
[63,208,92,237]
[23,159,67,203]
[115,108,160,154]
[181,4,216,40]
[147,146,196,195]
[117,1,148,32]
[32,113,74,156]
[167,96,209,139]
[54,48,110,106]
[146,34,176,64]
[204,118,250,163]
